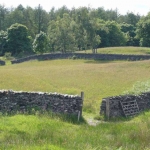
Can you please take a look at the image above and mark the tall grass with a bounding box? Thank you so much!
[1,113,150,149]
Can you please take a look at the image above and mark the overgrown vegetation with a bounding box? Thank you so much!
[1,111,150,149]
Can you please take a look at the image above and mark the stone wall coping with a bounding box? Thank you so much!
[0,90,80,98]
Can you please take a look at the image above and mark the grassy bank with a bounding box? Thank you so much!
[1,112,150,150]
[78,46,150,55]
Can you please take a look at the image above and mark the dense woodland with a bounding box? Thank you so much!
[0,4,150,56]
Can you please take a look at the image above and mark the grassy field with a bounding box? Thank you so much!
[1,112,150,150]
[1,56,150,149]
[78,46,150,55]
[1,59,150,113]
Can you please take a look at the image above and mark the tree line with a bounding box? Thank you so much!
[0,4,150,56]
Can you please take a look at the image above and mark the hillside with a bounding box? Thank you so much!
[78,47,150,55]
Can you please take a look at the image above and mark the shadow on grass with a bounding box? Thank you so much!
[97,113,139,123]
[103,112,149,123]
[144,52,150,55]
[106,116,134,122]
[43,112,87,125]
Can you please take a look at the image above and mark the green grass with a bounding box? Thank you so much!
[1,113,150,150]
[78,46,150,55]
[1,57,150,149]
[1,59,150,113]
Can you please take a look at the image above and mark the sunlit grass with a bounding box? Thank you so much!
[1,113,150,149]
[1,59,150,113]
[1,58,150,149]
[78,46,150,55]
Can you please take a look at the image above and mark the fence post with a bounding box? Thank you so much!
[80,91,84,116]
[106,99,110,120]
[78,91,84,121]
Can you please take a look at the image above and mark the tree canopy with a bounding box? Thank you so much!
[6,23,32,55]
[0,4,150,55]
[33,31,48,54]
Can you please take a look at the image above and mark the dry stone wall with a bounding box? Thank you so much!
[100,92,150,118]
[11,53,150,64]
[0,90,83,115]
[0,60,5,66]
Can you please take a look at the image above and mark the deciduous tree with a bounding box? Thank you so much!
[136,13,150,47]
[0,30,7,55]
[6,23,32,55]
[33,31,48,54]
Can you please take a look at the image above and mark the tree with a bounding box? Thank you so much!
[73,22,87,51]
[7,5,26,26]
[120,23,139,46]
[33,31,48,54]
[48,13,75,53]
[74,8,101,53]
[74,8,88,50]
[105,21,126,47]
[0,30,7,55]
[85,18,101,53]
[57,13,76,53]
[0,5,9,31]
[49,7,56,21]
[47,20,58,52]
[105,8,120,21]
[125,12,141,26]
[6,23,32,55]
[96,20,109,48]
[34,4,50,34]
[55,5,70,18]
[96,7,107,20]
[136,13,150,47]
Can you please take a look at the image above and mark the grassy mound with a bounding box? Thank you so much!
[78,46,150,55]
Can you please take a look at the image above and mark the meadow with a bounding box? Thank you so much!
[1,59,150,113]
[1,47,150,149]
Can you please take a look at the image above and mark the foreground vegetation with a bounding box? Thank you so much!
[1,57,150,149]
[1,112,150,150]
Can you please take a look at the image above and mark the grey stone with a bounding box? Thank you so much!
[100,92,150,118]
[0,90,82,116]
